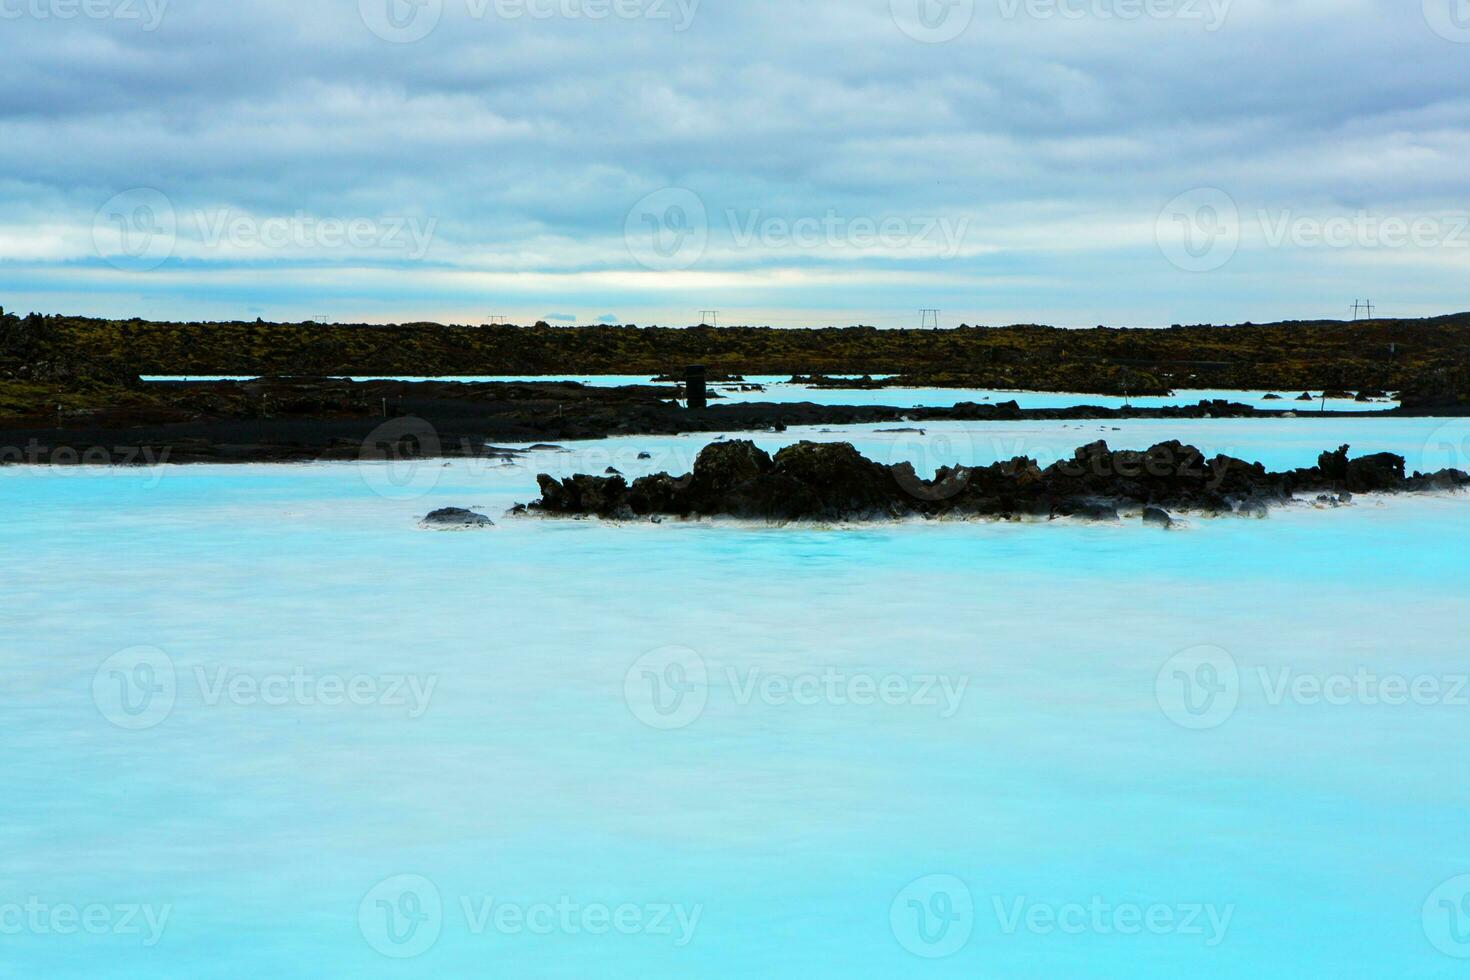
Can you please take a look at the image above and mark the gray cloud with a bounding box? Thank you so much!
[0,0,1467,325]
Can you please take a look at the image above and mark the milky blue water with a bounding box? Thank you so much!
[140,376,1393,412]
[4,415,1469,978]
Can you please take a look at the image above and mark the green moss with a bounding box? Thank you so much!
[6,310,1470,401]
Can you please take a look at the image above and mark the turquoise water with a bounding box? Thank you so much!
[3,416,1469,977]
[140,376,1393,412]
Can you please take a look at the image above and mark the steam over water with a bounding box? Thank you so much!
[4,414,1469,977]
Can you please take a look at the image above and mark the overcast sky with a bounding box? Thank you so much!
[1,0,1468,327]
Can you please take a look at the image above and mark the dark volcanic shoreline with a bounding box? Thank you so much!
[0,376,1447,466]
[7,311,1470,405]
[5,309,1470,466]
[528,440,1470,525]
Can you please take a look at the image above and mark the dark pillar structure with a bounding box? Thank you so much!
[685,365,708,410]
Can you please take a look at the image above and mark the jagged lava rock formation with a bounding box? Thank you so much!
[528,440,1469,523]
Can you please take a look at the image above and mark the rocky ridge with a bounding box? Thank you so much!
[528,440,1469,524]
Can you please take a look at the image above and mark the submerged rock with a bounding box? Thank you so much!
[1142,506,1175,529]
[526,439,1470,524]
[1059,500,1121,523]
[420,507,494,529]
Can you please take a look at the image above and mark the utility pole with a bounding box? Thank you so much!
[920,309,940,330]
[699,310,720,328]
[1351,299,1376,321]
[486,315,507,326]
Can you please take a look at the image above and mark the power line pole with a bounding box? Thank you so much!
[1351,299,1376,321]
[920,309,940,330]
[699,310,720,328]
[486,314,507,326]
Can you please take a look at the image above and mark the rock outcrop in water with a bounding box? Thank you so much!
[420,507,494,529]
[529,440,1470,523]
